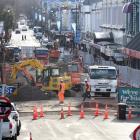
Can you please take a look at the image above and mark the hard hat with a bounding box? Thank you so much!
[60,79,63,82]
[84,79,87,82]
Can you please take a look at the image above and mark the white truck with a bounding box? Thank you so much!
[88,65,118,97]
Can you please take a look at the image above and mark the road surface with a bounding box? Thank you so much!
[18,115,139,140]
[10,29,41,59]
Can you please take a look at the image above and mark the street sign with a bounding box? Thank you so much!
[74,29,81,44]
[0,96,12,119]
[0,85,16,96]
[118,87,140,107]
[133,125,140,140]
[118,87,140,114]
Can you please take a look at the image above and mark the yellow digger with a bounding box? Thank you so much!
[36,64,72,94]
[10,59,72,95]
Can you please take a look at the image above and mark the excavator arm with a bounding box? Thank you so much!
[11,59,44,82]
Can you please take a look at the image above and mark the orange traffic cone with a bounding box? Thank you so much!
[67,103,72,116]
[128,107,132,120]
[40,105,44,118]
[94,103,99,117]
[60,107,65,119]
[30,132,32,140]
[80,104,85,119]
[33,105,38,120]
[104,104,109,119]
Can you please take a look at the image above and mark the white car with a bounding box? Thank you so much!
[21,26,28,31]
[2,115,18,140]
[41,38,48,47]
[10,103,21,136]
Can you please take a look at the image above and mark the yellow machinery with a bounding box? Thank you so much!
[11,59,44,84]
[37,65,72,93]
[11,60,72,94]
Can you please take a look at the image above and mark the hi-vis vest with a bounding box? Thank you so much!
[85,83,91,92]
[60,83,65,92]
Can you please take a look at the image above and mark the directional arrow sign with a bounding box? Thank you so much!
[0,85,16,96]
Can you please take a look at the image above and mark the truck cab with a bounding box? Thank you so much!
[88,65,118,97]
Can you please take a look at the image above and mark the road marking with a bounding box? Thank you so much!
[75,132,91,139]
[89,120,114,140]
[46,121,57,139]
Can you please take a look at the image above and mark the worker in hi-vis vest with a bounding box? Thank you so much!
[58,79,65,104]
[83,79,91,101]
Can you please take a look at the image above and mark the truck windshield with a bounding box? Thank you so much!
[34,50,48,55]
[90,69,116,79]
[52,68,60,76]
[68,64,78,72]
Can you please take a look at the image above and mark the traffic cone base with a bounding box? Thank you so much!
[67,103,72,116]
[33,106,38,120]
[80,105,85,119]
[94,103,99,117]
[40,105,44,118]
[104,104,109,119]
[128,107,132,120]
[60,108,65,119]
[30,132,32,140]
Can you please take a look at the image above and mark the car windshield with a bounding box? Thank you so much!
[90,69,117,79]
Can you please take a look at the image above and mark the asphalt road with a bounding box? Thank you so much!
[18,115,139,140]
[10,29,40,59]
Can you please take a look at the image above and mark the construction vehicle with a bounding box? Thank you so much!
[10,59,44,85]
[49,41,61,61]
[67,61,84,91]
[10,60,72,95]
[37,64,72,95]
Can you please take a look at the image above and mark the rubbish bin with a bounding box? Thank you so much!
[117,103,126,120]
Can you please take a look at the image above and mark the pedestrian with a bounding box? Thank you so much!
[58,79,65,104]
[83,79,91,101]
[22,35,24,40]
[24,35,26,40]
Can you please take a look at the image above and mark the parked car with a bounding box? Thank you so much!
[15,29,21,34]
[10,103,21,136]
[41,38,48,47]
[112,49,128,64]
[21,26,28,31]
[2,115,18,140]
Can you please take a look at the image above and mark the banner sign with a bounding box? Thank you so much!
[118,87,140,108]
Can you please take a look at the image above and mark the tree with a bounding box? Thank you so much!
[0,9,15,42]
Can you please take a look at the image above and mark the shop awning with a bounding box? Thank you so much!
[122,2,133,13]
[123,32,140,59]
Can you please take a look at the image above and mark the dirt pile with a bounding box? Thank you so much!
[8,85,57,101]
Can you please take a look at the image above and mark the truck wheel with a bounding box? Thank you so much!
[64,90,71,97]
[11,134,17,140]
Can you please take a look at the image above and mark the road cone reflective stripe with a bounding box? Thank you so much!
[33,105,38,120]
[80,104,85,119]
[94,103,99,117]
[128,107,132,120]
[67,103,72,116]
[30,132,32,140]
[60,107,64,119]
[104,104,109,119]
[40,105,44,118]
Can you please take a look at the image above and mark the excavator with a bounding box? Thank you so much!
[49,41,61,62]
[10,59,72,95]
